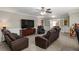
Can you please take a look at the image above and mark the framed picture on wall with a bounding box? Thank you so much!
[64,19,68,25]
[64,18,69,26]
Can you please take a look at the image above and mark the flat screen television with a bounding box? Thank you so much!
[21,19,34,28]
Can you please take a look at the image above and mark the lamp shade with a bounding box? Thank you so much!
[0,20,8,29]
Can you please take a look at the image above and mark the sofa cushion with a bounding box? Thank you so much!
[7,33,16,41]
[5,31,16,41]
[12,33,21,39]
[53,26,60,31]
[2,30,10,35]
[43,31,50,39]
[2,30,16,41]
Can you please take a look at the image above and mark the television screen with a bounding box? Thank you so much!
[21,19,34,28]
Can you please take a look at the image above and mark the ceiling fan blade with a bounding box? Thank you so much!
[46,8,52,13]
[46,10,52,13]
[47,8,51,10]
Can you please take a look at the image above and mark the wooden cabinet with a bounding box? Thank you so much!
[20,28,36,37]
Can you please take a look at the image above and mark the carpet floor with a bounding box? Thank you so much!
[0,33,79,51]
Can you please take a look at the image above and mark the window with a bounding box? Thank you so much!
[50,20,58,28]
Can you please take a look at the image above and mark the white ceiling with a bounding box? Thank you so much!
[0,7,79,18]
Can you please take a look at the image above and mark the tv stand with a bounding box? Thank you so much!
[20,28,36,37]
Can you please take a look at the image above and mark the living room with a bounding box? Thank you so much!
[0,7,79,51]
[0,0,79,59]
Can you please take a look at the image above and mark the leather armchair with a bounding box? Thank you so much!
[1,29,29,51]
[37,26,45,34]
[35,26,61,49]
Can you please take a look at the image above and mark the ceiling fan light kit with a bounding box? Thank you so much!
[51,15,56,18]
[40,11,46,15]
[40,7,52,15]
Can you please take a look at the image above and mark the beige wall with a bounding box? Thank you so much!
[0,11,38,42]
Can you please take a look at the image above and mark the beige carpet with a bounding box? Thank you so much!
[0,33,79,51]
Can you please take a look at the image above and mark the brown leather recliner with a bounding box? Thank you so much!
[2,29,29,51]
[35,26,61,49]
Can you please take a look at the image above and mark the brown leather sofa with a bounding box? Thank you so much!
[2,29,29,51]
[35,26,61,49]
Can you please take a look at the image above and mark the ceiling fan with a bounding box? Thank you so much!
[35,7,52,15]
[41,7,52,14]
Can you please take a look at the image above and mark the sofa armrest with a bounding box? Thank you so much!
[37,36,48,40]
[11,37,29,51]
[35,36,49,49]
